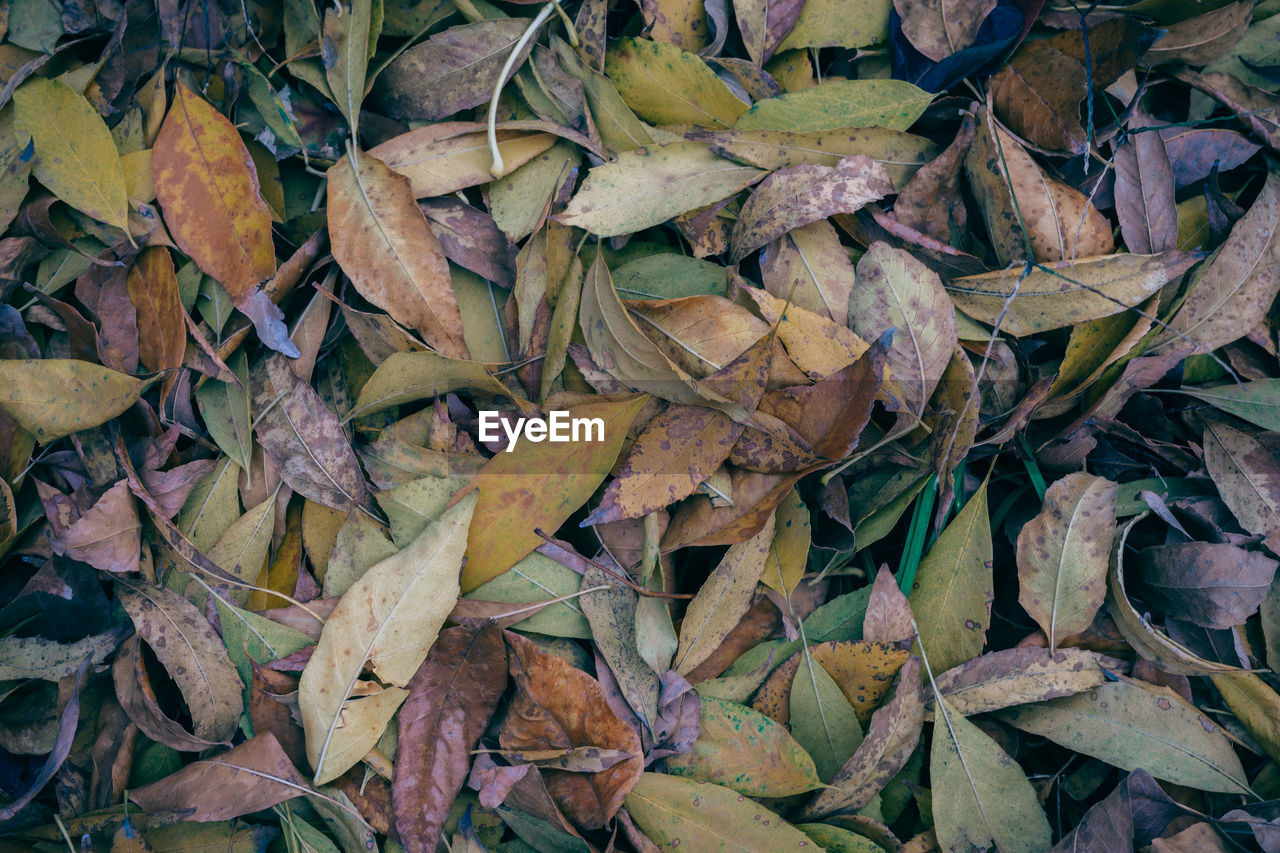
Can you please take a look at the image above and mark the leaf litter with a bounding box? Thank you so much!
[6,0,1280,851]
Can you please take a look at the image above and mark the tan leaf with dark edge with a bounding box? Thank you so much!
[584,404,743,525]
[327,149,470,359]
[801,656,923,818]
[393,622,508,853]
[964,107,1113,265]
[930,647,1114,716]
[153,81,276,300]
[729,154,892,262]
[126,247,185,373]
[945,252,1193,337]
[117,580,243,744]
[1017,472,1117,651]
[130,733,313,821]
[252,355,368,514]
[1204,419,1280,554]
[459,396,647,592]
[299,492,477,784]
[501,631,643,830]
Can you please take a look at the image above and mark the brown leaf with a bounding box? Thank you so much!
[251,354,369,514]
[1138,543,1278,629]
[117,580,242,744]
[369,123,556,199]
[930,647,1115,716]
[894,113,974,244]
[894,0,996,61]
[584,405,743,525]
[965,107,1114,265]
[661,467,801,549]
[394,622,508,853]
[112,634,223,753]
[500,631,644,830]
[1204,420,1280,554]
[327,149,470,359]
[130,733,312,821]
[1114,114,1177,254]
[729,154,892,262]
[153,81,275,302]
[989,44,1088,155]
[863,565,915,645]
[126,247,185,373]
[373,20,536,120]
[45,479,140,574]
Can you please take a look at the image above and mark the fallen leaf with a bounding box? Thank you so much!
[556,141,765,237]
[0,359,143,442]
[664,694,822,795]
[299,493,477,784]
[328,149,470,359]
[394,622,508,853]
[130,733,313,821]
[626,773,817,850]
[606,38,748,128]
[997,677,1252,795]
[458,395,646,590]
[1137,542,1277,629]
[931,694,1053,853]
[1017,472,1117,650]
[501,631,643,830]
[117,580,242,744]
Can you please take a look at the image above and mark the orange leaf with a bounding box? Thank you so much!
[153,81,276,301]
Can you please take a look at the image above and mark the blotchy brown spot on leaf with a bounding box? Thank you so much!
[393,622,508,853]
[500,631,643,830]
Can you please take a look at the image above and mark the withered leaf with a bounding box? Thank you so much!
[501,631,644,830]
[130,733,312,821]
[394,622,508,853]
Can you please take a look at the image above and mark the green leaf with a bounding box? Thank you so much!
[788,651,864,782]
[605,38,748,128]
[996,678,1253,795]
[735,80,934,132]
[910,477,992,674]
[626,773,818,850]
[931,695,1053,853]
[556,142,765,237]
[665,695,823,796]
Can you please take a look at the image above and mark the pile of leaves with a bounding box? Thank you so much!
[6,0,1280,849]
